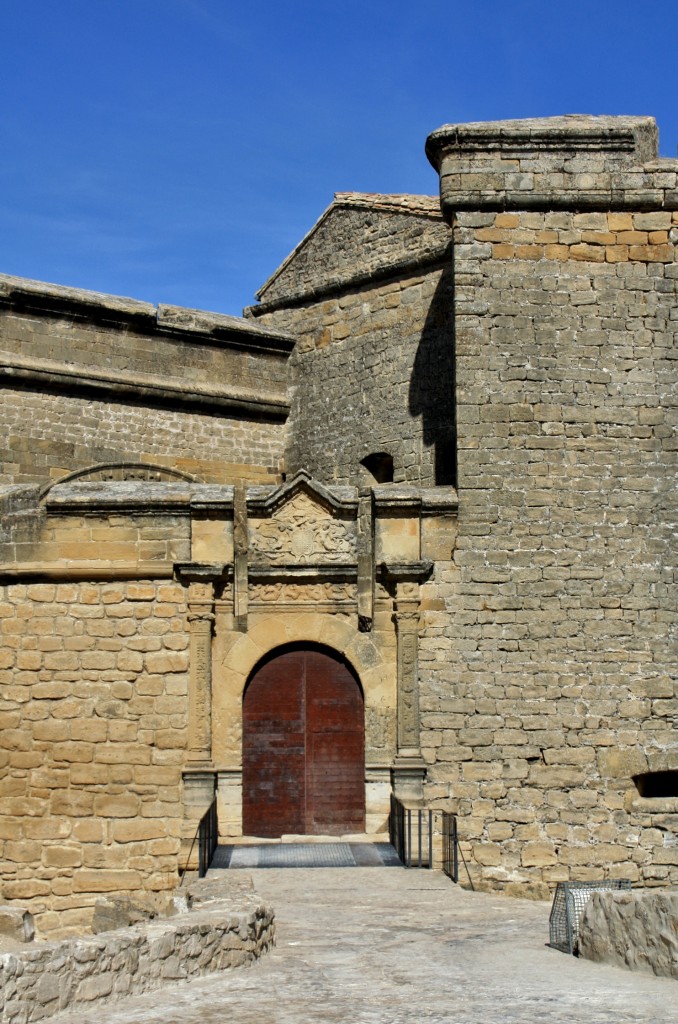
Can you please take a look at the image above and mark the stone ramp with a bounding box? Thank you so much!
[47,868,677,1024]
[210,841,402,869]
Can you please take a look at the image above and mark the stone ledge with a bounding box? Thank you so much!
[578,890,678,979]
[0,887,275,1023]
[0,274,294,352]
[425,115,678,217]
[426,116,659,166]
[0,350,289,421]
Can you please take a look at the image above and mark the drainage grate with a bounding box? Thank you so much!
[211,842,402,869]
[549,880,632,954]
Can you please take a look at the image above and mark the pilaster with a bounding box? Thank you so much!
[382,561,432,801]
[175,562,228,767]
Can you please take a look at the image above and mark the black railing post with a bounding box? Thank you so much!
[197,796,218,879]
[428,809,433,870]
[390,795,439,870]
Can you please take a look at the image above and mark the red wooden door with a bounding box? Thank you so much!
[242,648,365,838]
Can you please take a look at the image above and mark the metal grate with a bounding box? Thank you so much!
[549,879,632,954]
[212,842,403,869]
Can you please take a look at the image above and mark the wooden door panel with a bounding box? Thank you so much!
[242,647,365,838]
[242,652,305,838]
[305,651,365,834]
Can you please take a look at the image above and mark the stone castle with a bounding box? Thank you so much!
[1,115,676,936]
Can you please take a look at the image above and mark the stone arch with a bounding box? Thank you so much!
[212,612,396,837]
[39,461,197,499]
[212,612,390,768]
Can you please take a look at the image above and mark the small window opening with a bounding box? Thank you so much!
[633,770,678,798]
[360,452,394,484]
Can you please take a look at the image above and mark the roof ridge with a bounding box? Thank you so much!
[333,192,441,213]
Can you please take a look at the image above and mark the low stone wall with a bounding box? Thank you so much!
[0,885,274,1023]
[578,890,678,980]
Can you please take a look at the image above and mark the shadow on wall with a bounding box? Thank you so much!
[408,254,457,487]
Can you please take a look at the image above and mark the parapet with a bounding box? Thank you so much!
[425,115,678,215]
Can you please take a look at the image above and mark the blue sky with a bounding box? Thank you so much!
[1,1,676,316]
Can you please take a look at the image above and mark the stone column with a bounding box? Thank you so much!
[177,564,228,765]
[382,562,432,802]
[187,582,214,764]
[176,562,227,866]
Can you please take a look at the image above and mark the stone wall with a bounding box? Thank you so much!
[249,194,454,489]
[416,116,678,895]
[0,579,189,937]
[413,206,678,894]
[247,116,678,896]
[0,387,286,487]
[578,890,678,978]
[0,274,292,487]
[0,884,274,1022]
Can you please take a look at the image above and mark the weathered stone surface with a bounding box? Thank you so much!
[0,905,34,942]
[91,895,170,934]
[578,890,678,979]
[0,884,274,1022]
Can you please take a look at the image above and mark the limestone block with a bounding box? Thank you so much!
[578,891,678,979]
[598,748,648,779]
[72,869,143,893]
[42,845,83,868]
[93,793,141,817]
[0,906,35,941]
[521,842,557,867]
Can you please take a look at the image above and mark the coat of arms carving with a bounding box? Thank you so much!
[249,490,357,564]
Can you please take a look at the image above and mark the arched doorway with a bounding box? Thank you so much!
[242,645,365,838]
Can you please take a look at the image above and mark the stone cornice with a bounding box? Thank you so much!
[174,562,231,584]
[0,274,295,354]
[246,470,358,515]
[43,481,235,513]
[426,116,659,168]
[372,486,459,515]
[0,561,176,581]
[425,116,678,217]
[0,349,289,421]
[379,560,434,584]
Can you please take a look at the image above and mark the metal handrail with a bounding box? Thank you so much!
[179,797,218,883]
[389,793,433,868]
[442,810,474,889]
[198,797,218,878]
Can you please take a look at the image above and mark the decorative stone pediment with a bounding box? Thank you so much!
[247,471,358,566]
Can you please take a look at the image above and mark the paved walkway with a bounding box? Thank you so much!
[56,868,675,1024]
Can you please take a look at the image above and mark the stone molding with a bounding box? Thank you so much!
[426,116,659,167]
[0,272,294,352]
[246,470,358,515]
[43,481,235,512]
[425,116,678,215]
[0,348,289,420]
[246,246,451,316]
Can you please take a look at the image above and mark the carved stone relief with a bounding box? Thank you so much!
[249,491,356,564]
[249,581,356,604]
